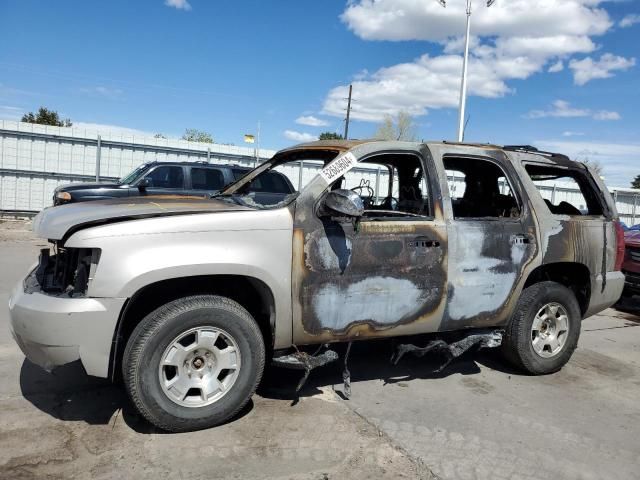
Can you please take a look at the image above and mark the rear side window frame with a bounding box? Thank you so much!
[190,166,226,191]
[522,162,610,218]
[442,154,524,222]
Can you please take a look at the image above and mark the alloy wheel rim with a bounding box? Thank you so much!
[158,326,241,407]
[531,302,569,358]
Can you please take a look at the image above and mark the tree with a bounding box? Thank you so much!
[632,175,640,189]
[182,128,214,143]
[21,107,72,127]
[154,133,167,139]
[373,111,417,141]
[319,132,344,140]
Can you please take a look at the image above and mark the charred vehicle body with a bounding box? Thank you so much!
[9,140,625,432]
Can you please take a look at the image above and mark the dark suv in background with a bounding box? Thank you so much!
[53,161,295,206]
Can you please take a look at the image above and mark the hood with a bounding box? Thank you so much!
[625,230,640,247]
[34,196,254,241]
[56,181,124,191]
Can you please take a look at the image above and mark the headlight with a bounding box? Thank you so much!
[31,245,101,297]
[56,191,72,202]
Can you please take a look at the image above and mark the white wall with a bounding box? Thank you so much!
[1,120,638,225]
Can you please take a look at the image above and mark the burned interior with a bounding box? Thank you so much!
[331,152,432,219]
[525,164,605,216]
[444,156,521,219]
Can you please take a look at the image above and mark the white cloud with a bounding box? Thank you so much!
[341,0,611,42]
[592,110,621,121]
[535,139,640,187]
[165,0,191,11]
[525,100,621,121]
[620,14,640,28]
[562,131,585,137]
[569,53,636,85]
[283,130,317,142]
[0,105,24,120]
[548,60,564,73]
[322,1,628,122]
[70,122,157,137]
[324,53,513,122]
[295,115,329,127]
[79,86,123,99]
[526,100,590,119]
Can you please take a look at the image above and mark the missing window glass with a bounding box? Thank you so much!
[525,165,604,216]
[444,156,520,219]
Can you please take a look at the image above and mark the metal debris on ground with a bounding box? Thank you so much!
[272,347,339,391]
[391,330,503,372]
[342,341,353,399]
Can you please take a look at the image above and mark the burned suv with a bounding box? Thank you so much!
[9,140,625,432]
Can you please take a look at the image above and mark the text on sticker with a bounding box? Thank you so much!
[319,152,358,183]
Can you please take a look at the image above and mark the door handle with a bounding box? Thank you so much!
[511,234,533,245]
[408,237,440,248]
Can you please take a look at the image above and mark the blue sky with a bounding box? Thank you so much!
[0,0,638,186]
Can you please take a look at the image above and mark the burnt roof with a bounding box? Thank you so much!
[283,139,577,167]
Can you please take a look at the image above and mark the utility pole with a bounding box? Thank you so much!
[457,0,472,142]
[344,84,353,140]
[436,0,496,142]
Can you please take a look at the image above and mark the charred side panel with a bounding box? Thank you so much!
[291,143,449,345]
[301,221,447,336]
[442,222,537,329]
[425,143,540,331]
[543,217,615,283]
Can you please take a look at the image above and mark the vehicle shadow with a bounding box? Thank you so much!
[19,336,519,430]
[259,337,523,403]
[614,295,640,320]
[19,359,253,434]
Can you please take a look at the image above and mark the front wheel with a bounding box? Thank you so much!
[502,281,581,375]
[122,295,265,432]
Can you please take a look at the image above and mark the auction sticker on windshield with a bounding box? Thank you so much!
[319,152,358,183]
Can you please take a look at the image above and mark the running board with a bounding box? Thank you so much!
[391,329,504,371]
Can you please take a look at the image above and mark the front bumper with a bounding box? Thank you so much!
[8,281,126,378]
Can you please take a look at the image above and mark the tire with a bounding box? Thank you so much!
[502,281,581,375]
[122,295,265,432]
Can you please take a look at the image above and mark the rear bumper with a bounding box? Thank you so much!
[585,271,626,317]
[8,280,125,378]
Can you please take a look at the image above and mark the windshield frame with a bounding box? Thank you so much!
[214,148,343,208]
[119,163,151,184]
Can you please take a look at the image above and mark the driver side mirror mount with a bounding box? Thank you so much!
[321,189,365,218]
[137,177,151,190]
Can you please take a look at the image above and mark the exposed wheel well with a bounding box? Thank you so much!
[109,275,275,381]
[523,263,591,316]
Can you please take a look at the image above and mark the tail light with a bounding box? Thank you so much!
[614,221,625,271]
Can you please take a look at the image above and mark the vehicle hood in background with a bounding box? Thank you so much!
[33,196,254,240]
[55,182,124,192]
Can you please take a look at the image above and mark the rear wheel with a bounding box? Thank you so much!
[502,281,581,375]
[123,295,265,432]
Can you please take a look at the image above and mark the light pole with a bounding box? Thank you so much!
[437,0,496,142]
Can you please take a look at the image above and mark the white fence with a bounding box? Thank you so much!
[0,120,638,225]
